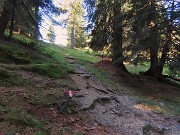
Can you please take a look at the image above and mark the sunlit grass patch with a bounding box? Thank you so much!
[136,97,180,115]
[125,64,149,74]
[63,47,100,64]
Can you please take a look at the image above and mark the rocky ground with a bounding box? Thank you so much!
[67,56,180,135]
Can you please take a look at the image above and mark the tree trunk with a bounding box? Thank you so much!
[34,0,40,39]
[143,0,159,76]
[0,0,13,40]
[144,34,159,76]
[156,0,174,77]
[8,0,17,40]
[70,23,75,49]
[112,0,127,71]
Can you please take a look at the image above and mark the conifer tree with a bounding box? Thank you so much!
[85,0,131,70]
[46,25,56,43]
[67,0,87,48]
[0,0,63,40]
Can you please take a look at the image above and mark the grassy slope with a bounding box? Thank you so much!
[0,40,77,135]
[0,38,179,134]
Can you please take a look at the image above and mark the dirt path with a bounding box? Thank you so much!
[67,56,180,135]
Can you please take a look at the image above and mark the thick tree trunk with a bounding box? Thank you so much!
[112,0,127,71]
[144,34,159,76]
[143,0,159,76]
[0,0,13,40]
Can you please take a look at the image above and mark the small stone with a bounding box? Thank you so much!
[159,102,165,107]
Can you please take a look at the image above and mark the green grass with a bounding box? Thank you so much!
[4,109,48,134]
[85,65,119,91]
[125,64,149,74]
[0,38,74,79]
[0,33,179,127]
[63,47,100,64]
[136,89,180,115]
[21,64,71,79]
[0,68,23,87]
[125,63,179,77]
[0,41,45,64]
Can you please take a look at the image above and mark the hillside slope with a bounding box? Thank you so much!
[0,40,180,135]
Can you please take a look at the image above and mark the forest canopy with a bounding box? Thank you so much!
[85,0,180,78]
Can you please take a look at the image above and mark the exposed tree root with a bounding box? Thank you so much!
[79,96,113,111]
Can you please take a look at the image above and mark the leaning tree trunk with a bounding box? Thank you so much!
[112,0,127,71]
[0,0,14,39]
[143,0,159,76]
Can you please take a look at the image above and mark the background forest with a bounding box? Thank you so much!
[0,0,179,78]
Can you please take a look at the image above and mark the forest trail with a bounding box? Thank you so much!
[66,55,180,135]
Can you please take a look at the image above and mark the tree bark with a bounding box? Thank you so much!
[34,0,40,39]
[112,0,127,71]
[143,0,159,76]
[0,0,14,40]
[70,23,75,49]
[156,0,174,76]
[8,0,17,40]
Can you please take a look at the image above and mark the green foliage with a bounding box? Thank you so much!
[168,56,180,77]
[67,0,87,48]
[85,0,180,77]
[46,25,56,43]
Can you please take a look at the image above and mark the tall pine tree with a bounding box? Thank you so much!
[67,0,87,48]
